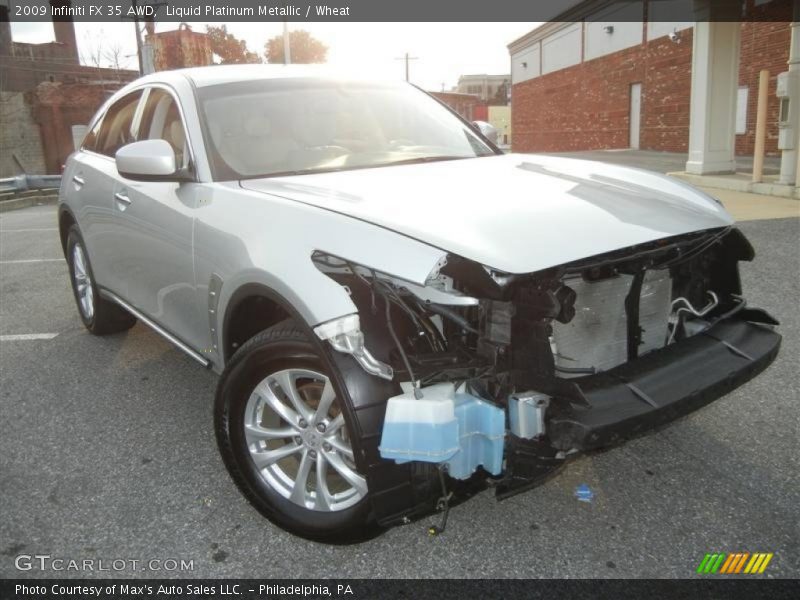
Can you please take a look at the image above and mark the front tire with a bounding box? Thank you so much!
[214,320,373,540]
[66,226,136,335]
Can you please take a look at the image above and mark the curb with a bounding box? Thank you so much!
[0,195,59,213]
[668,172,800,200]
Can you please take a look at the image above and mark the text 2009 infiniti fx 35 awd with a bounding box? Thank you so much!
[58,65,781,540]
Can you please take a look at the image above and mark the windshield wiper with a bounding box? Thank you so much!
[379,156,472,167]
[240,156,480,181]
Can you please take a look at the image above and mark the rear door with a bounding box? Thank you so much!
[64,90,144,296]
[111,86,207,352]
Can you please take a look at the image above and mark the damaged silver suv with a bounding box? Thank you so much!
[59,65,781,540]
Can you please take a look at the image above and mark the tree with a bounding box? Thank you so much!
[102,40,130,75]
[80,30,104,69]
[264,30,327,64]
[491,80,509,106]
[205,25,261,64]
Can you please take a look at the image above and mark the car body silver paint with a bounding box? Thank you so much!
[241,153,733,275]
[60,66,734,372]
[115,139,177,178]
[195,183,447,369]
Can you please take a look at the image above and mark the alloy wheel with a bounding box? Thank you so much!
[243,368,367,512]
[72,243,94,320]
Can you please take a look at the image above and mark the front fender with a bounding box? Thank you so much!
[194,183,446,365]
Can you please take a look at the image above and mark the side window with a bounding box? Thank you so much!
[95,91,143,157]
[81,113,104,152]
[138,88,189,169]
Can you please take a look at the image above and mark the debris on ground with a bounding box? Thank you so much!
[575,484,594,503]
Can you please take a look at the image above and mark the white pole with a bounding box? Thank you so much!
[796,126,800,189]
[778,20,800,184]
[283,20,291,65]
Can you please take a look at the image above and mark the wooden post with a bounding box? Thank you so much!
[752,70,770,183]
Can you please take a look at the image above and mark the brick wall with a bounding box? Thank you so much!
[148,25,213,72]
[640,31,694,153]
[512,18,791,157]
[31,81,127,174]
[430,91,480,120]
[737,17,793,155]
[0,92,47,177]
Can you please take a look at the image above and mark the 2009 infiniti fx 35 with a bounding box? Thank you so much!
[59,65,780,540]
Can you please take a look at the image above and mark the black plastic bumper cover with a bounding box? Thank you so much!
[547,319,781,451]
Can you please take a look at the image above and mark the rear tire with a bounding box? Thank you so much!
[66,225,136,335]
[215,319,374,541]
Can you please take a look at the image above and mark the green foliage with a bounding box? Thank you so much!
[205,25,262,64]
[264,30,328,64]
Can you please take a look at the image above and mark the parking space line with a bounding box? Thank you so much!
[0,259,63,264]
[0,333,59,341]
[0,228,58,232]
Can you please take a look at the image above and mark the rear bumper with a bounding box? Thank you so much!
[547,319,781,451]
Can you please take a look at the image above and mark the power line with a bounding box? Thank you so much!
[394,52,418,82]
[122,0,167,73]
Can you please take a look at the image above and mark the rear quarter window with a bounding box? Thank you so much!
[81,113,104,152]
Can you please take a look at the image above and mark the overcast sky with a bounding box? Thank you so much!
[10,21,540,90]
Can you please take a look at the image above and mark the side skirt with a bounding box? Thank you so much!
[99,288,211,369]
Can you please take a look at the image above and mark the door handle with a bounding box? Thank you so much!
[114,191,132,209]
[72,175,85,185]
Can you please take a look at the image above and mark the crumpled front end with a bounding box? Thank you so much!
[312,225,781,523]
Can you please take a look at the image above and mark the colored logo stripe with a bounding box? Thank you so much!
[719,553,736,573]
[699,552,773,574]
[720,553,747,574]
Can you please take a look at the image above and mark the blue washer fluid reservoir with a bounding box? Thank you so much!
[379,383,505,480]
[378,383,460,464]
[448,391,505,479]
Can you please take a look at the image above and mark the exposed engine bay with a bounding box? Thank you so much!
[311,225,779,526]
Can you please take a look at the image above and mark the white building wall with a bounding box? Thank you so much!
[584,2,644,62]
[541,23,582,75]
[647,0,694,40]
[647,21,694,41]
[511,44,541,84]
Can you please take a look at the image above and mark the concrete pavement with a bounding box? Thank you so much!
[702,187,799,221]
[0,205,797,579]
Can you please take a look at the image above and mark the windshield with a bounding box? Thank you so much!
[197,78,497,180]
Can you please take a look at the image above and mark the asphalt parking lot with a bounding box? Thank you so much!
[0,204,798,579]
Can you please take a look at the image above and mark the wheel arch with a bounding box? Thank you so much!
[221,282,297,365]
[219,281,439,526]
[58,205,77,257]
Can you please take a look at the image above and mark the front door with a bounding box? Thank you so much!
[74,89,144,298]
[112,87,206,352]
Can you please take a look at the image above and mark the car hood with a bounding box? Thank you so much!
[240,153,733,274]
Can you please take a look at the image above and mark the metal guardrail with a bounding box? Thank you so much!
[0,174,62,193]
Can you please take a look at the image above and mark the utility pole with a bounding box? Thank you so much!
[283,20,291,64]
[395,52,418,82]
[126,0,165,74]
[131,0,144,73]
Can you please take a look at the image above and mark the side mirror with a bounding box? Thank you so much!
[472,121,498,144]
[116,140,189,182]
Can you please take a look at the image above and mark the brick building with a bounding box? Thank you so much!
[147,23,213,72]
[433,81,513,144]
[0,1,138,176]
[430,91,481,120]
[508,0,797,180]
